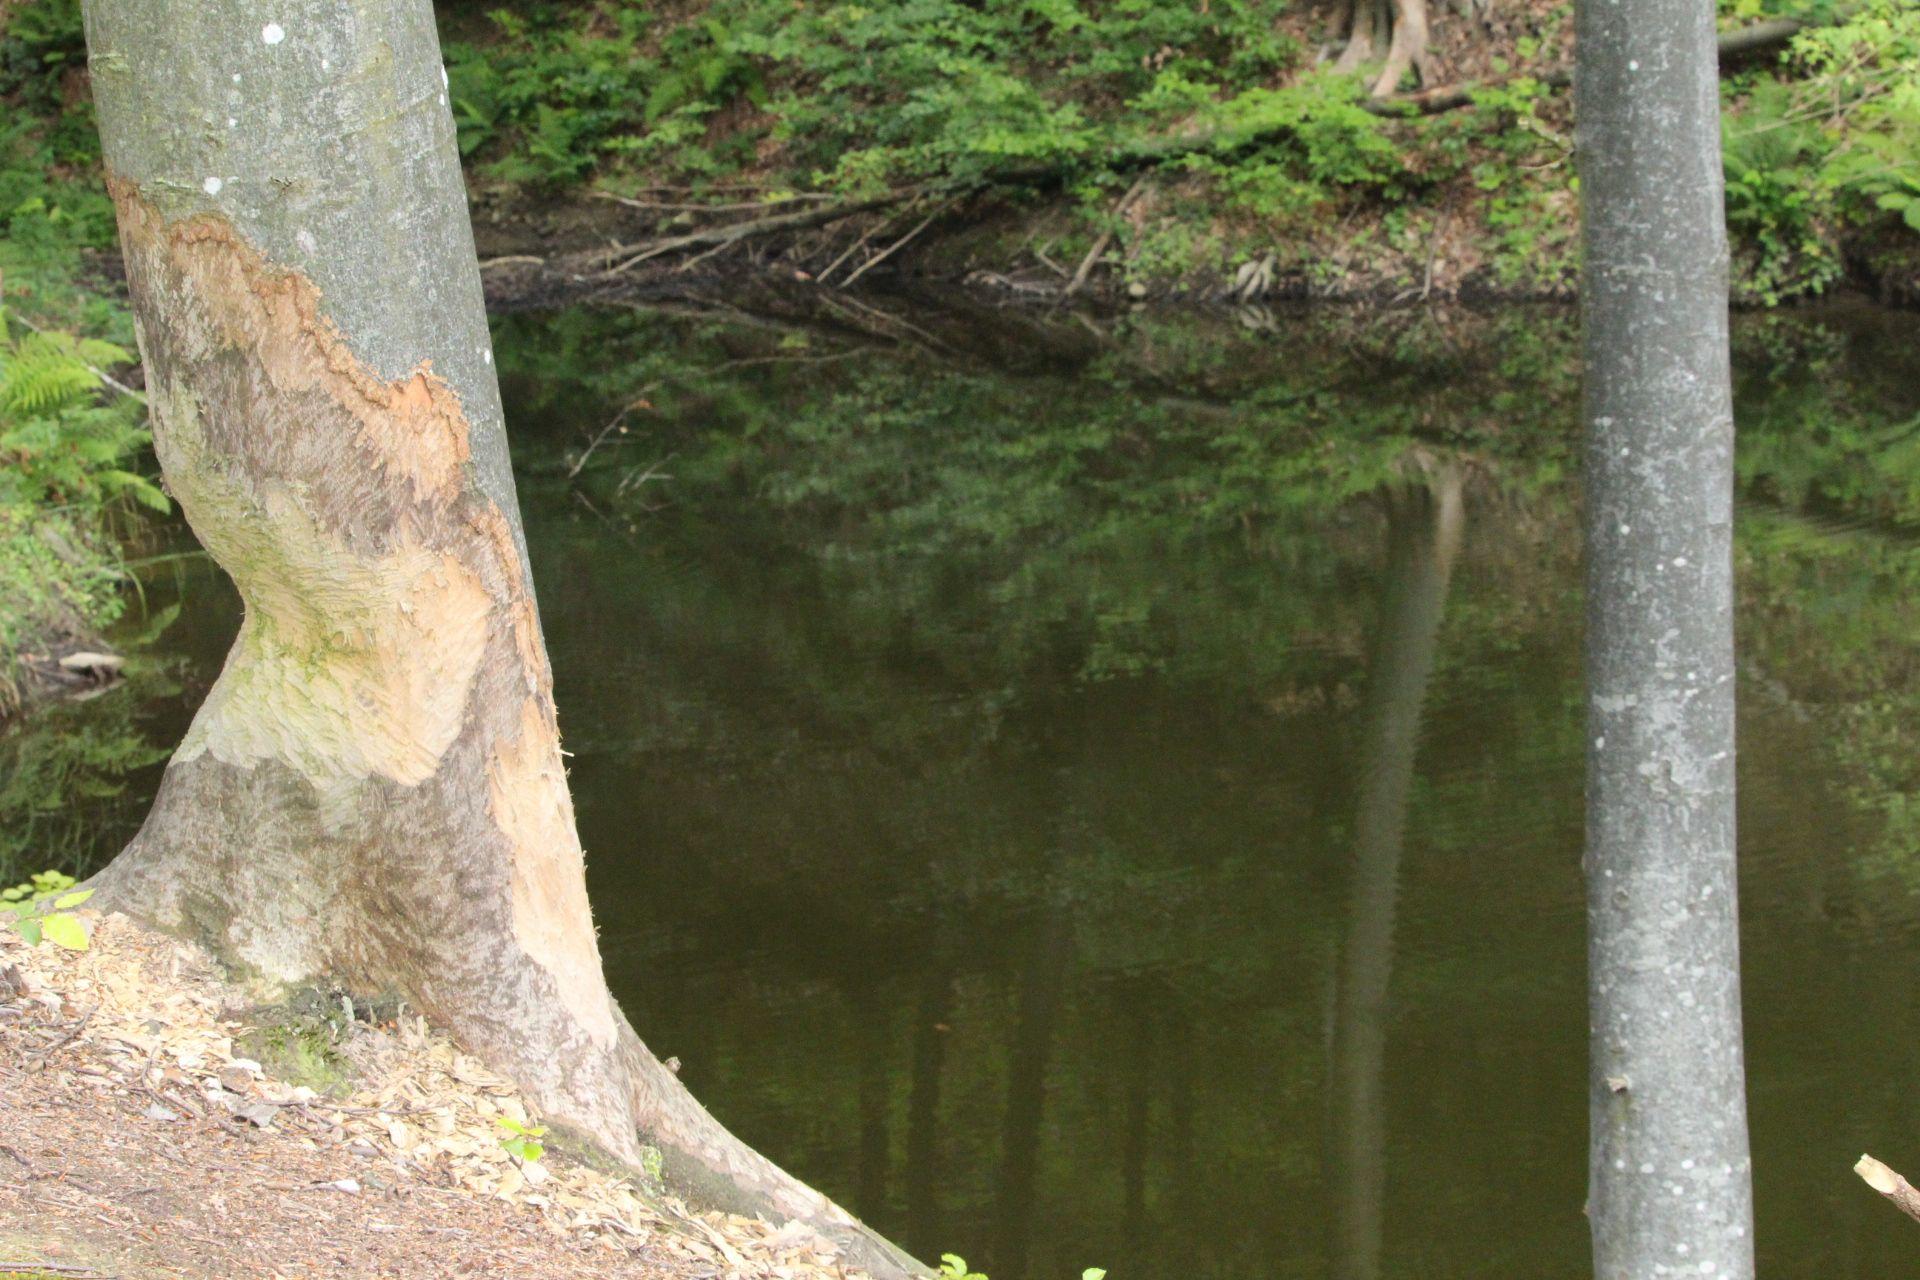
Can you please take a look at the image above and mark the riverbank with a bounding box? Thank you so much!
[0,912,882,1280]
[468,185,1920,312]
[4,0,1917,708]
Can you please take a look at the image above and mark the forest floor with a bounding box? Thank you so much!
[0,915,880,1280]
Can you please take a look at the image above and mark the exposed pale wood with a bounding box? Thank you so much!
[1856,1154,1920,1226]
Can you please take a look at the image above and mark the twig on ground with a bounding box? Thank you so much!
[27,1005,96,1070]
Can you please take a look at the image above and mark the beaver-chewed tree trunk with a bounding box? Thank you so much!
[78,3,919,1275]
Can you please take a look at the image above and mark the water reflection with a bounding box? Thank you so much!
[1329,465,1464,1280]
[28,298,1920,1280]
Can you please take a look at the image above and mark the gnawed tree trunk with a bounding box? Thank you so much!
[78,2,918,1275]
[1578,0,1753,1271]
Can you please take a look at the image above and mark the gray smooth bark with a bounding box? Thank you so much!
[1577,0,1754,1273]
[78,2,917,1273]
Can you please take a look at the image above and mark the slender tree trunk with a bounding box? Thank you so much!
[1577,0,1754,1272]
[1327,469,1463,1280]
[78,3,917,1274]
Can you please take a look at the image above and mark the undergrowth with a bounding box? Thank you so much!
[0,1,163,710]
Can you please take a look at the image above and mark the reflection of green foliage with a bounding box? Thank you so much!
[0,604,179,883]
[1727,309,1920,880]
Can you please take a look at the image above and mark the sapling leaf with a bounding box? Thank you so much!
[42,914,89,951]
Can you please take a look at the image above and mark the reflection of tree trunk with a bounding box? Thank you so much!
[905,957,954,1259]
[1122,997,1158,1249]
[1326,468,1464,1280]
[855,983,892,1216]
[991,910,1075,1280]
[1166,1003,1195,1218]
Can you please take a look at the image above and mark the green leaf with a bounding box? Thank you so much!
[15,917,43,947]
[41,913,88,951]
[53,889,93,909]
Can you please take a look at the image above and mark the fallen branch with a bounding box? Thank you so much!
[1062,175,1150,302]
[599,189,919,276]
[592,191,838,214]
[1856,1153,1920,1226]
[841,194,965,287]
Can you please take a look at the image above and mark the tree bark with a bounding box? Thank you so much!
[77,3,919,1274]
[1577,0,1754,1271]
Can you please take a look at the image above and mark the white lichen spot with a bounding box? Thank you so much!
[441,66,450,87]
[321,58,331,71]
[1629,59,1640,71]
[262,22,286,44]
[1640,1162,1655,1174]
[1619,524,1631,535]
[1682,1158,1695,1169]
[226,117,238,129]
[296,228,319,255]
[202,176,224,196]
[232,72,243,84]
[438,93,447,107]
[482,347,493,365]
[1674,555,1689,566]
[1594,736,1606,749]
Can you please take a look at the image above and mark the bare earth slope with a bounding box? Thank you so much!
[0,915,870,1280]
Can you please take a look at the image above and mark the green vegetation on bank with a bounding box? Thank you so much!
[6,0,1916,305]
[437,0,1919,298]
[0,0,161,710]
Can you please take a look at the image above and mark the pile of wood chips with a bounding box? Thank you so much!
[0,912,875,1280]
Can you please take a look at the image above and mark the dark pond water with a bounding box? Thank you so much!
[12,294,1920,1278]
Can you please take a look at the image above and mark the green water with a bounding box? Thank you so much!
[13,295,1920,1278]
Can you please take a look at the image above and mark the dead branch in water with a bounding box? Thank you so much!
[1856,1154,1920,1227]
[597,189,921,276]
